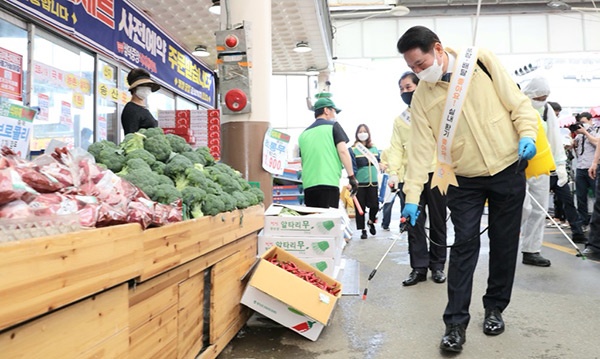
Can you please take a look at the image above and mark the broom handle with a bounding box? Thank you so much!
[352,195,364,215]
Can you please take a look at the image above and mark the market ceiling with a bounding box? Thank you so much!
[128,0,595,75]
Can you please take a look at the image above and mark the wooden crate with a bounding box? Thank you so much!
[129,232,258,359]
[0,224,143,330]
[139,205,264,281]
[0,283,129,358]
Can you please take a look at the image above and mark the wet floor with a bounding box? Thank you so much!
[217,210,600,359]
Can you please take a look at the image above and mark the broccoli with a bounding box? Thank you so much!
[221,192,237,212]
[120,167,158,198]
[202,193,225,216]
[242,190,258,206]
[151,183,181,205]
[232,191,250,209]
[164,154,193,183]
[157,174,174,186]
[181,187,207,219]
[144,135,173,162]
[180,151,205,165]
[151,161,166,175]
[125,148,156,167]
[138,127,165,138]
[120,132,146,154]
[117,158,151,176]
[177,166,212,192]
[88,140,118,159]
[204,165,243,194]
[195,146,215,166]
[97,147,126,173]
[247,187,264,205]
[166,134,192,154]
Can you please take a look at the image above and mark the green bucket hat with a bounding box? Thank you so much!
[314,92,341,113]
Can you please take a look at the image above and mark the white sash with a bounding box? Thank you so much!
[355,143,380,172]
[431,47,479,194]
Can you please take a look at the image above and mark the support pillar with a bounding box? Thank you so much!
[219,0,272,207]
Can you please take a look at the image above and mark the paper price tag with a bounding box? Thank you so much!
[262,128,290,175]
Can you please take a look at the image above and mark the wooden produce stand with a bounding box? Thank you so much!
[0,204,264,359]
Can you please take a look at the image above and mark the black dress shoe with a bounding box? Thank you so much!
[440,323,466,353]
[360,230,367,239]
[522,252,551,267]
[432,269,446,283]
[368,220,376,235]
[483,308,505,335]
[402,270,426,286]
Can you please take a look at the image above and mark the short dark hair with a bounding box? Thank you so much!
[579,112,593,120]
[547,101,562,113]
[399,71,419,88]
[397,26,440,55]
[314,107,326,118]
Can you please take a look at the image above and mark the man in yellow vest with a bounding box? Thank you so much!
[396,26,538,353]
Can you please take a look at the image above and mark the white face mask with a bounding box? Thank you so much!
[357,133,369,141]
[417,51,443,83]
[136,87,152,101]
[530,99,546,110]
[583,123,591,129]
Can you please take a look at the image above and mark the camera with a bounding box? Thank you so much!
[569,122,583,133]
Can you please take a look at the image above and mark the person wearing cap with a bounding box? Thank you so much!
[121,68,161,135]
[572,111,599,228]
[298,92,357,209]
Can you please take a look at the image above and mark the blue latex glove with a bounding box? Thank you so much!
[518,137,536,160]
[401,203,420,226]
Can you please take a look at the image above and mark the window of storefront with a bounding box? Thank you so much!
[176,95,198,110]
[0,10,27,104]
[96,59,119,146]
[29,29,94,153]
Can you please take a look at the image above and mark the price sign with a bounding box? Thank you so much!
[262,128,290,175]
[0,102,36,158]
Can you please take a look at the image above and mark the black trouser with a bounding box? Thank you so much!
[304,185,340,209]
[408,173,447,272]
[549,175,584,235]
[575,168,595,225]
[587,164,600,251]
[443,161,526,327]
[355,184,379,230]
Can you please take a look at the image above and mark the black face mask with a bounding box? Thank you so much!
[401,91,414,106]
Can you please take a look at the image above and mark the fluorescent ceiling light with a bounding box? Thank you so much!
[293,42,312,53]
[209,0,221,15]
[192,45,210,57]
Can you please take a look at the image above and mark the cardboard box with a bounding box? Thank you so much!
[240,246,342,341]
[263,204,343,237]
[258,231,342,258]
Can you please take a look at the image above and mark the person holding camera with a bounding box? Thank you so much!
[572,112,598,229]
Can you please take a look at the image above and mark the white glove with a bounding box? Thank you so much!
[556,164,568,187]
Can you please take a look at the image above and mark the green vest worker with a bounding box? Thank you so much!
[298,92,357,208]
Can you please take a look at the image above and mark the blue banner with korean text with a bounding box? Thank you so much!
[6,0,215,108]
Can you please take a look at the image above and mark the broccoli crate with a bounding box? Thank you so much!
[240,246,342,341]
[263,204,343,237]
